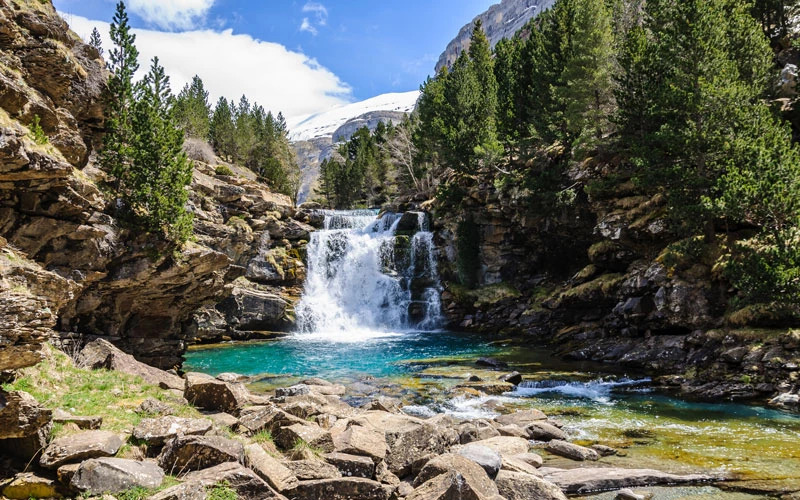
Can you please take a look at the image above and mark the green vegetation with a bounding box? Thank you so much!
[89,26,103,55]
[206,481,238,500]
[214,164,234,176]
[251,429,273,444]
[1,345,199,436]
[28,115,47,145]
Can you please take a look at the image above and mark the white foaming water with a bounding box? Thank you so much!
[509,377,651,403]
[295,209,443,341]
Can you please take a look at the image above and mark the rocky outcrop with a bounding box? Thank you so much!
[435,0,556,72]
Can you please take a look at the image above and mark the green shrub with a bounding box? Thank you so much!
[29,115,48,145]
[215,164,234,176]
[206,481,237,500]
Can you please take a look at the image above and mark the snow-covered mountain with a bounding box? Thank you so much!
[288,91,420,142]
[289,90,419,203]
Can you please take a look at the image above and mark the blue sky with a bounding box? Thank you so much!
[54,0,495,118]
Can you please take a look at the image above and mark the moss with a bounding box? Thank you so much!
[726,303,800,327]
[2,345,200,436]
[559,273,625,303]
[574,264,599,282]
[587,240,617,262]
[447,282,520,308]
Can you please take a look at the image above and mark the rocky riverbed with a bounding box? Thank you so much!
[5,339,793,500]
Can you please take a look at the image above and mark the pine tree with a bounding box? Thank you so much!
[209,97,236,160]
[129,57,193,241]
[89,27,103,56]
[102,1,139,196]
[493,37,521,150]
[173,75,211,139]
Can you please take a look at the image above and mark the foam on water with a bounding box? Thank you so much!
[509,377,651,403]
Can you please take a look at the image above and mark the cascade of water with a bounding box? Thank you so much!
[295,210,442,341]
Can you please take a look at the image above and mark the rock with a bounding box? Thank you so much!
[459,422,501,444]
[409,469,500,500]
[457,444,502,478]
[40,430,122,469]
[51,409,102,430]
[1,472,63,500]
[616,488,651,500]
[184,372,250,415]
[468,436,530,457]
[284,460,342,480]
[501,456,542,476]
[148,481,207,500]
[217,372,246,383]
[132,416,212,445]
[288,477,391,500]
[476,357,508,369]
[413,454,494,489]
[325,452,376,478]
[276,423,334,452]
[205,412,239,428]
[497,425,528,438]
[334,423,389,460]
[591,444,618,456]
[456,381,514,395]
[375,461,400,486]
[494,409,547,427]
[511,453,543,469]
[136,398,173,416]
[182,462,286,499]
[495,470,567,500]
[244,443,298,492]
[545,440,599,461]
[70,458,164,494]
[77,339,183,390]
[499,372,523,385]
[275,384,310,397]
[302,377,332,386]
[238,405,306,435]
[524,421,567,441]
[0,390,52,439]
[361,397,402,413]
[542,467,712,494]
[158,435,244,473]
[56,463,80,485]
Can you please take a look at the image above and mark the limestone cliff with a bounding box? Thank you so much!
[0,0,305,371]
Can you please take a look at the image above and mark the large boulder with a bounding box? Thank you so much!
[148,481,207,500]
[184,372,250,415]
[182,462,287,499]
[457,444,502,478]
[244,443,298,492]
[542,467,713,494]
[545,440,599,461]
[524,421,567,441]
[1,472,63,500]
[0,390,52,460]
[494,409,547,427]
[409,467,501,500]
[467,436,529,458]
[238,405,306,434]
[132,416,212,445]
[334,423,389,461]
[324,452,376,478]
[288,478,391,500]
[413,454,496,490]
[70,458,164,494]
[77,339,184,390]
[284,460,342,480]
[275,423,334,452]
[158,435,244,473]
[459,421,501,444]
[495,470,567,500]
[40,430,122,469]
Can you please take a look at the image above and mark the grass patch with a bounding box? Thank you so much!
[206,481,238,500]
[115,476,180,500]
[290,438,323,459]
[251,430,273,444]
[2,344,199,436]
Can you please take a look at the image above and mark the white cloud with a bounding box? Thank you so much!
[66,15,353,121]
[299,2,327,35]
[127,0,215,31]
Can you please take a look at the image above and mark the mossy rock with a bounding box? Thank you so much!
[446,282,521,309]
[557,273,625,306]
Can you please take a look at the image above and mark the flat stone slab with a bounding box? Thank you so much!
[40,430,123,469]
[52,409,102,430]
[158,435,244,474]
[182,462,286,499]
[324,452,376,478]
[71,458,164,494]
[132,416,212,445]
[494,409,547,426]
[496,470,567,500]
[545,440,599,461]
[288,478,391,500]
[245,443,298,492]
[543,467,714,494]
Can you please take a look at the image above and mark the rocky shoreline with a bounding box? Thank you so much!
[0,339,733,500]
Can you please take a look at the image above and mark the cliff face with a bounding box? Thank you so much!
[435,0,555,73]
[0,0,305,371]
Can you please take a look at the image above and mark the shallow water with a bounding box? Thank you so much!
[185,331,800,493]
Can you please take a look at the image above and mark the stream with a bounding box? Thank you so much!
[185,210,800,497]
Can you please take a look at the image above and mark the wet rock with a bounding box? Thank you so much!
[457,444,502,478]
[136,398,173,416]
[244,443,298,492]
[284,460,341,480]
[591,444,618,457]
[495,470,567,500]
[1,472,63,500]
[184,372,250,415]
[456,381,514,395]
[542,467,712,494]
[276,384,310,397]
[132,416,212,445]
[616,488,652,500]
[324,452,376,478]
[499,372,523,385]
[51,409,101,430]
[308,384,347,396]
[78,339,183,390]
[334,423,389,460]
[276,423,334,453]
[288,477,391,500]
[182,462,286,499]
[158,435,244,473]
[476,357,509,369]
[524,421,567,441]
[40,430,122,469]
[545,440,599,461]
[70,458,164,494]
[494,409,547,427]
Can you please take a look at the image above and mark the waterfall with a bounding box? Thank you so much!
[295,209,443,340]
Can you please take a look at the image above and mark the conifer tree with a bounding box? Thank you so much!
[209,97,236,160]
[89,27,103,56]
[173,75,211,139]
[102,1,139,196]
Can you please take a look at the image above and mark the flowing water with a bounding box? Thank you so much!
[185,209,800,496]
